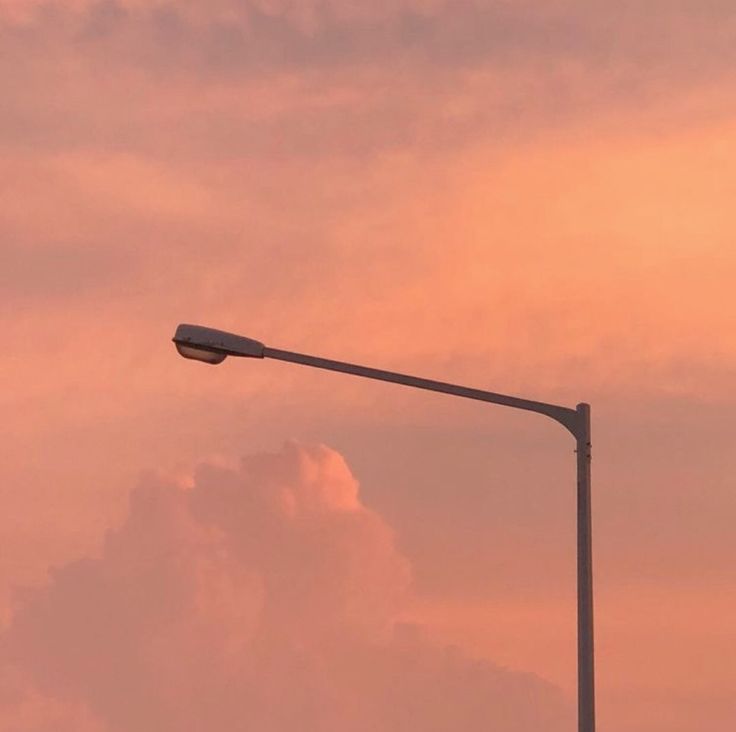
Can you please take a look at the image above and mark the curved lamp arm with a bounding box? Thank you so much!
[263,346,585,439]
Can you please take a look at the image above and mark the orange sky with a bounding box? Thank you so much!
[1,2,735,730]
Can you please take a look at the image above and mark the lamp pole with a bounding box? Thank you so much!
[172,324,595,732]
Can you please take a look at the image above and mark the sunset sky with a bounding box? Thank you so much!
[1,2,735,730]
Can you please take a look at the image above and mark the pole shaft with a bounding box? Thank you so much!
[576,403,595,732]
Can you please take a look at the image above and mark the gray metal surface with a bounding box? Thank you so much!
[576,404,595,732]
[263,347,583,437]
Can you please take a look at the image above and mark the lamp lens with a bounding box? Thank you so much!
[175,343,227,365]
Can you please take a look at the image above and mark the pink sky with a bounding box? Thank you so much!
[1,2,735,730]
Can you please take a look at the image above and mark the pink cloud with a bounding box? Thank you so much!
[1,442,570,731]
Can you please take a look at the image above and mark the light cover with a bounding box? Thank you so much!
[175,343,227,365]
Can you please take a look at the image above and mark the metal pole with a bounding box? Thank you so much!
[173,325,597,730]
[267,346,597,731]
[576,403,595,732]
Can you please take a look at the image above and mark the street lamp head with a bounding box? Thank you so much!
[172,324,265,365]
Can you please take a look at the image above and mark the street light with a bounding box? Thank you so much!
[172,322,596,732]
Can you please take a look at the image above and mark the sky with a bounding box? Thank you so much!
[1,1,735,730]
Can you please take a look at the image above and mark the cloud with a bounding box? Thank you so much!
[2,0,735,179]
[2,0,735,79]
[1,442,571,731]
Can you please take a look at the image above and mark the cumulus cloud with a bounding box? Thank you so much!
[1,442,571,731]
